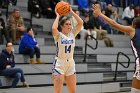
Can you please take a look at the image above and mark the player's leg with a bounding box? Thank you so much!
[53,74,65,93]
[65,74,76,93]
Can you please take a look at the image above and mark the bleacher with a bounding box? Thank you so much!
[0,0,134,93]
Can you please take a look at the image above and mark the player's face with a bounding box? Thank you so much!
[62,20,72,34]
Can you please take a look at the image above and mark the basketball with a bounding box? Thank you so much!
[55,1,70,16]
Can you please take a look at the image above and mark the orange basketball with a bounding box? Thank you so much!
[55,1,70,16]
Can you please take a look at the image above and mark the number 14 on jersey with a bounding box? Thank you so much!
[65,45,71,53]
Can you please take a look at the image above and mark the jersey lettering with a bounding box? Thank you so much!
[65,45,71,53]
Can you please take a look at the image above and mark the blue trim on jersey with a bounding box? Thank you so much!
[56,42,58,57]
[52,59,57,69]
[52,59,61,75]
[53,69,61,75]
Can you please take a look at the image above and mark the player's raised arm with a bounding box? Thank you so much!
[52,9,60,38]
[93,4,134,37]
[70,8,83,37]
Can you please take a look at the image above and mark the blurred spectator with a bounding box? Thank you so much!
[0,0,2,7]
[105,4,113,18]
[8,0,17,6]
[134,5,140,17]
[0,0,8,8]
[0,0,17,8]
[76,0,89,16]
[85,13,114,47]
[83,14,90,30]
[19,27,42,64]
[104,0,112,5]
[98,10,112,34]
[0,42,29,88]
[84,13,100,39]
[0,11,9,44]
[49,0,60,10]
[110,10,122,34]
[39,0,56,18]
[122,4,134,25]
[78,14,89,40]
[28,0,41,18]
[98,0,107,10]
[111,10,121,24]
[7,8,25,44]
[129,0,140,7]
[113,0,120,7]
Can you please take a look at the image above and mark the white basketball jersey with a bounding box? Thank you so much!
[55,32,75,59]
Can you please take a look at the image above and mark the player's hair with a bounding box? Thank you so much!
[133,17,140,28]
[59,16,70,26]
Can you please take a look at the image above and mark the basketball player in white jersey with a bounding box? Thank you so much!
[52,7,83,93]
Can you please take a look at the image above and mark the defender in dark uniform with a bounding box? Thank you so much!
[93,4,140,93]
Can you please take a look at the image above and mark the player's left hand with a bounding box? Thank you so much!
[55,8,60,17]
[92,4,101,16]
